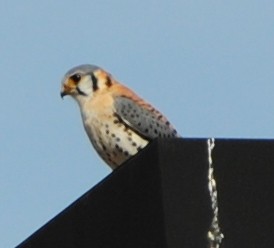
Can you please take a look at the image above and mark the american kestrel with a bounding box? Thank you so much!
[61,64,180,169]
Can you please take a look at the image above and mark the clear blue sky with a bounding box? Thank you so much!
[1,1,274,247]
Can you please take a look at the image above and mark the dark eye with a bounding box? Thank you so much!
[70,74,81,83]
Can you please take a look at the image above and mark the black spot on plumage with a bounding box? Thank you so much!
[105,76,112,87]
[102,145,107,151]
[157,115,163,120]
[113,113,151,142]
[137,146,142,151]
[115,144,123,153]
[116,137,120,142]
[154,129,158,134]
[91,73,98,91]
[132,142,137,147]
[108,158,116,165]
[124,151,129,156]
[106,130,110,134]
[166,121,170,126]
[137,122,141,126]
[130,114,135,118]
[111,133,116,138]
[145,128,149,133]
[113,119,119,124]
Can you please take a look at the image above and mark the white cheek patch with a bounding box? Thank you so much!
[77,76,94,96]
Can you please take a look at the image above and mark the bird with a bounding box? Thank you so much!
[61,64,180,169]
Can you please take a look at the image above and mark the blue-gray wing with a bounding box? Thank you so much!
[114,96,180,140]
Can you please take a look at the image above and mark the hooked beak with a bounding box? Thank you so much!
[60,81,73,99]
[60,90,67,99]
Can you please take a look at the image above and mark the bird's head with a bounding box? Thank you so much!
[60,64,113,101]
